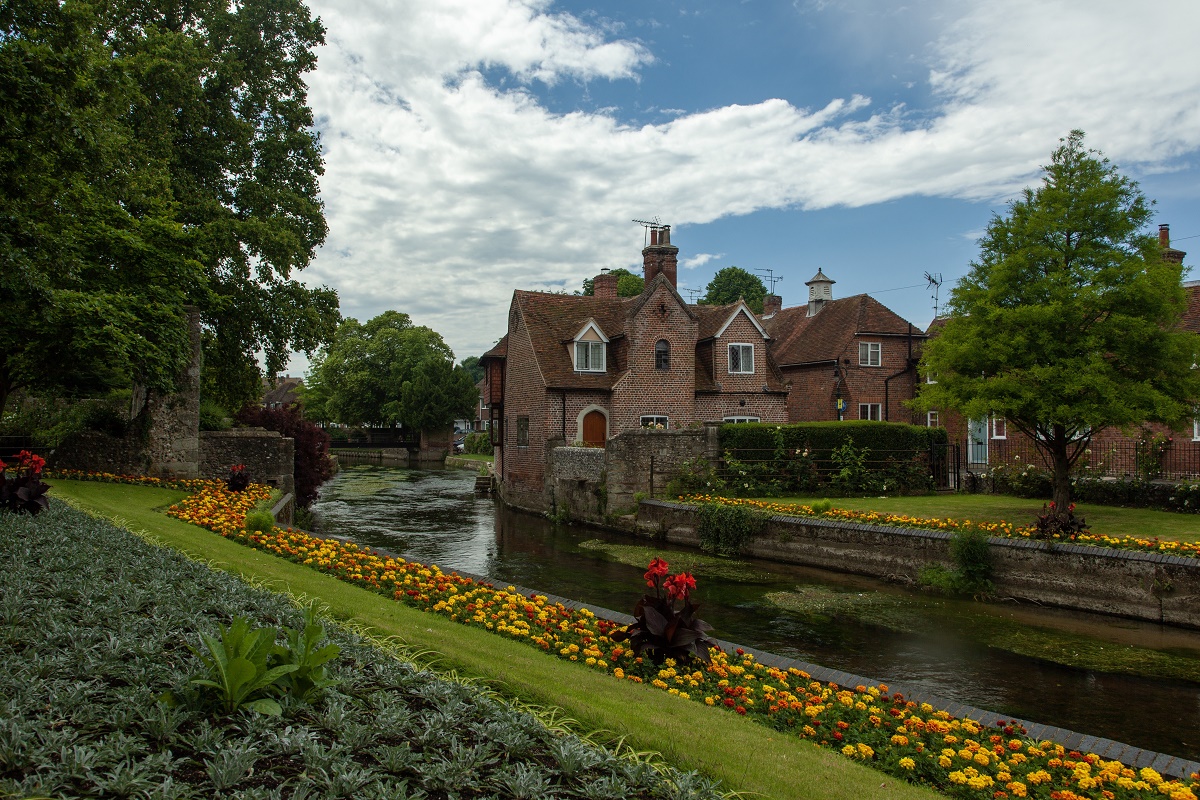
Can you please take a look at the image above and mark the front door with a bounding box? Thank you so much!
[582,410,607,446]
[967,417,988,464]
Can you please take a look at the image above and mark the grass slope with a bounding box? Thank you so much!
[757,493,1200,543]
[51,479,943,800]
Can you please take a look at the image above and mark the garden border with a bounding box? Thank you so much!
[635,499,1200,629]
[316,527,1200,781]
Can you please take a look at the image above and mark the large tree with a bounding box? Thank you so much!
[701,266,766,312]
[0,0,202,416]
[915,131,1200,514]
[96,0,341,412]
[306,312,475,431]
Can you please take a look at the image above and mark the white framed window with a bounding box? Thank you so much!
[927,411,940,428]
[728,343,754,374]
[723,416,760,424]
[859,403,882,421]
[1193,418,1199,442]
[574,340,605,373]
[991,417,1007,439]
[640,415,668,429]
[859,341,881,367]
[925,372,937,384]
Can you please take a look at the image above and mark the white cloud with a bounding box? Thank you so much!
[681,252,723,270]
[292,0,1200,371]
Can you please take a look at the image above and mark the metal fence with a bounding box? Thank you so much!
[0,436,52,462]
[968,436,1200,482]
[657,443,960,498]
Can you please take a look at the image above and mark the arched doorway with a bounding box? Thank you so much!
[581,409,607,446]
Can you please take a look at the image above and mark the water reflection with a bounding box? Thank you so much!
[313,464,1200,761]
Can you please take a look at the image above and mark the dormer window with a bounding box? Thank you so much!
[728,343,754,374]
[575,341,605,372]
[573,321,608,373]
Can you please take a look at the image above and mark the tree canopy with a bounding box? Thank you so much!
[701,267,766,313]
[0,0,339,418]
[914,131,1200,512]
[579,268,644,297]
[305,312,478,431]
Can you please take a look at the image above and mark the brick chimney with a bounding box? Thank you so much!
[593,269,618,299]
[642,225,679,290]
[762,294,782,318]
[1160,223,1186,265]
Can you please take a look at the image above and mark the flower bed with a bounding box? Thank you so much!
[57,474,1200,799]
[681,495,1200,560]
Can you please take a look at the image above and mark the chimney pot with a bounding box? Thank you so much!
[1160,223,1170,248]
[650,228,658,246]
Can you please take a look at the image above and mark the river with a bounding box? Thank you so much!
[311,463,1200,761]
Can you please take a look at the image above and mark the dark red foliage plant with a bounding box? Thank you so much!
[226,463,250,492]
[235,404,334,508]
[611,558,718,665]
[1,450,51,515]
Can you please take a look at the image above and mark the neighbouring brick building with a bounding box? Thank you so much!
[483,226,789,506]
[762,269,927,426]
[927,224,1200,479]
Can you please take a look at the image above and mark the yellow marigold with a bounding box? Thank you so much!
[898,758,915,770]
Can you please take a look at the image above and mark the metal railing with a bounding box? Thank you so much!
[968,437,1200,482]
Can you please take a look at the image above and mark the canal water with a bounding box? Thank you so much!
[311,464,1200,761]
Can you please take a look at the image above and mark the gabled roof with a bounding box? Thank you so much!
[481,334,508,360]
[262,376,303,406]
[764,294,925,367]
[511,290,636,390]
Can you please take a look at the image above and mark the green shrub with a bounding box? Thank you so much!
[244,507,276,535]
[696,502,767,556]
[199,399,233,431]
[921,528,994,597]
[464,431,492,454]
[664,456,725,497]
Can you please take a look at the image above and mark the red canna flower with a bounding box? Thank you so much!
[644,557,669,587]
[664,572,696,602]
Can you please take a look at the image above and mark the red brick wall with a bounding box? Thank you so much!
[501,302,551,497]
[781,334,920,424]
[700,311,787,422]
[610,283,698,431]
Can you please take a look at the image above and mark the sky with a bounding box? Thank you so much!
[286,0,1200,375]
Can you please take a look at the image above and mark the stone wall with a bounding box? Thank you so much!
[636,500,1200,628]
[199,429,294,495]
[548,445,606,523]
[50,431,152,476]
[604,425,719,510]
[141,309,202,478]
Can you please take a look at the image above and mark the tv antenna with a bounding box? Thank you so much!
[755,268,784,294]
[683,288,704,303]
[924,272,944,318]
[632,217,669,246]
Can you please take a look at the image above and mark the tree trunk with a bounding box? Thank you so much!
[1049,424,1072,515]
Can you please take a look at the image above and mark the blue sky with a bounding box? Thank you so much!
[289,0,1200,373]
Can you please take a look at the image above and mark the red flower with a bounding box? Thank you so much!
[664,572,696,602]
[644,557,669,587]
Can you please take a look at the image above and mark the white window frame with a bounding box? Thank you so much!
[1194,418,1200,442]
[859,341,881,367]
[927,411,940,428]
[991,417,1007,439]
[574,340,606,373]
[728,343,755,374]
[723,416,760,424]
[640,415,669,429]
[859,403,882,421]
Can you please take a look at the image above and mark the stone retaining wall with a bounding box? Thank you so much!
[199,429,294,496]
[636,500,1200,629]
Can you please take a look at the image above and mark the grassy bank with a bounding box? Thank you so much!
[50,479,941,800]
[746,493,1200,543]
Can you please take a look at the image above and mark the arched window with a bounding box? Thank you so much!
[655,339,670,370]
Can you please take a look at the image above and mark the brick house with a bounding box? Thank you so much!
[483,227,789,507]
[761,269,927,425]
[925,224,1200,479]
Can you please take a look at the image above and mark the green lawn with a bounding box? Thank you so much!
[49,479,943,800]
[752,493,1200,543]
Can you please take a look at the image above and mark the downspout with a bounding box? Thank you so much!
[883,325,916,422]
[561,390,567,441]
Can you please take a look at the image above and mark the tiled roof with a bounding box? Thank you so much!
[481,334,508,360]
[1179,284,1200,334]
[262,376,303,406]
[765,294,925,367]
[509,279,786,392]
